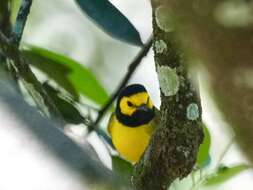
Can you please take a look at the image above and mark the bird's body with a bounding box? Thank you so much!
[107,84,157,163]
[108,114,155,163]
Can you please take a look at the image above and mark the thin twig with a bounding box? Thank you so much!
[93,36,153,127]
[10,0,33,46]
[78,101,99,112]
[199,168,203,180]
[191,172,196,187]
[189,136,235,190]
[216,136,235,167]
[172,182,177,190]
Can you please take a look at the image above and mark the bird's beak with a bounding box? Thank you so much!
[137,104,152,112]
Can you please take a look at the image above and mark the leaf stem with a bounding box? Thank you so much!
[216,136,235,167]
[191,172,196,187]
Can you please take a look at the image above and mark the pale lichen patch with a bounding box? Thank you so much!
[157,65,180,96]
[176,94,179,102]
[186,103,199,121]
[155,5,174,32]
[186,92,193,98]
[154,40,167,54]
[176,146,190,158]
[179,75,186,88]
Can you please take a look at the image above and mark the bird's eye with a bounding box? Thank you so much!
[127,101,133,107]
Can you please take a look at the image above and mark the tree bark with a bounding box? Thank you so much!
[132,2,204,190]
[150,0,253,165]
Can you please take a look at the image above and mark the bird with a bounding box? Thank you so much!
[107,84,159,163]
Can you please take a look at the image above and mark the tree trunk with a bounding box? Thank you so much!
[132,2,204,190]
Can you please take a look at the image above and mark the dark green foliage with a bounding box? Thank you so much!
[112,155,133,184]
[75,0,143,46]
[24,49,78,99]
[43,82,85,125]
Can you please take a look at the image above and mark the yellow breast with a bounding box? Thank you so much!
[108,115,155,163]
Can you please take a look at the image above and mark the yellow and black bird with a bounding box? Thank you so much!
[108,84,158,163]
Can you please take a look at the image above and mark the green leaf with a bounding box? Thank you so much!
[10,0,21,22]
[204,164,250,186]
[75,0,143,46]
[43,82,84,125]
[112,155,133,183]
[23,46,109,105]
[202,154,211,168]
[197,123,211,167]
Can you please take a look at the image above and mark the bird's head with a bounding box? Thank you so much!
[116,84,155,127]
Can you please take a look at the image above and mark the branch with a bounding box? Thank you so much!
[0,0,11,63]
[93,36,153,127]
[10,0,33,46]
[132,2,204,189]
[0,31,64,124]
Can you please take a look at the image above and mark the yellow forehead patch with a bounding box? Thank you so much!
[119,92,153,116]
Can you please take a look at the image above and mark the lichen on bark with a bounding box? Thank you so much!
[132,2,204,190]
